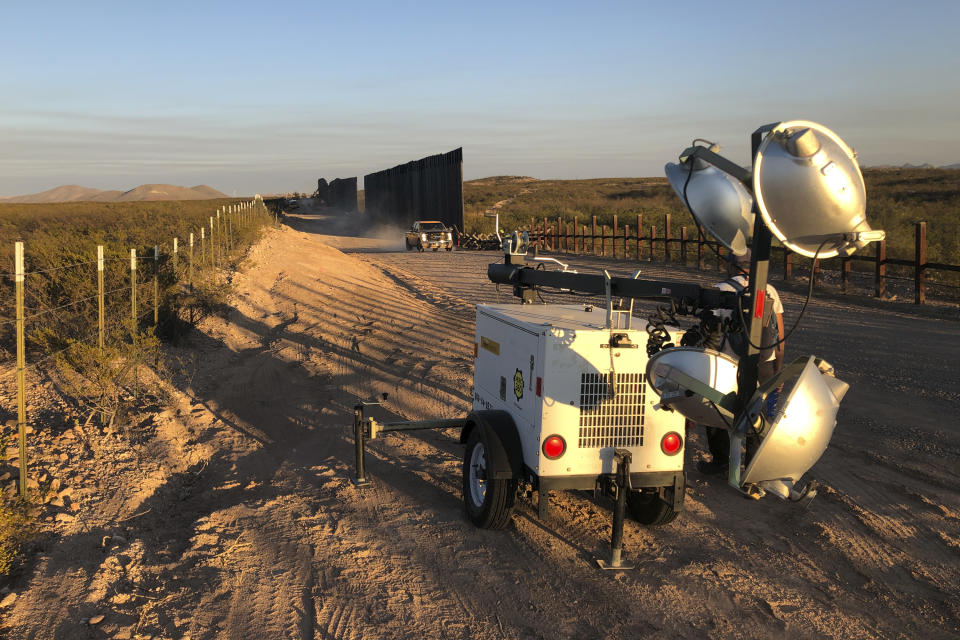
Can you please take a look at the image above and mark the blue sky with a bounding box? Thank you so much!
[2,0,958,196]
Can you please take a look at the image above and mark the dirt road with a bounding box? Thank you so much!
[3,207,959,639]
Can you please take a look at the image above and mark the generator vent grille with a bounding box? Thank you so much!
[578,372,645,448]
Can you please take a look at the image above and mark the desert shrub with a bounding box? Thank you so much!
[0,199,269,359]
[0,498,32,577]
[49,324,162,428]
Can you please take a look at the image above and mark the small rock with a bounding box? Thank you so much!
[58,453,68,462]
[50,478,61,492]
[54,513,76,523]
[0,592,16,608]
[88,613,105,625]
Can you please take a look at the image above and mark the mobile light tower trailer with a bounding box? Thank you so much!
[352,121,882,569]
[353,236,749,569]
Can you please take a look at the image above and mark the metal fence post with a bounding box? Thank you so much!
[131,249,138,399]
[612,215,619,259]
[209,217,215,269]
[98,245,105,354]
[200,227,206,268]
[15,242,27,498]
[130,249,137,326]
[650,225,656,260]
[875,239,886,298]
[915,221,926,304]
[173,237,179,277]
[592,216,598,255]
[697,228,705,270]
[637,213,643,260]
[680,226,688,265]
[664,214,672,263]
[624,224,631,259]
[153,245,159,327]
[189,232,195,289]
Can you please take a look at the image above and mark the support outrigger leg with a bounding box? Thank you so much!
[598,449,635,570]
[352,404,370,487]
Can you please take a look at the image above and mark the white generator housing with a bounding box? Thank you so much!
[473,304,685,481]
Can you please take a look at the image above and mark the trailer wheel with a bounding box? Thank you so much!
[627,489,679,526]
[462,429,516,529]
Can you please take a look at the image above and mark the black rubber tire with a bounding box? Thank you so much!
[462,428,517,529]
[627,489,679,526]
[417,242,424,253]
[405,240,413,251]
[445,246,453,252]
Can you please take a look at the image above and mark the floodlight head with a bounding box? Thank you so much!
[753,121,882,259]
[740,357,850,499]
[665,154,755,256]
[645,347,739,428]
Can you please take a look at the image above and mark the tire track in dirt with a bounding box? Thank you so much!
[5,208,958,639]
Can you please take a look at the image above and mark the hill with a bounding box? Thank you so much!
[0,183,227,203]
[462,169,960,266]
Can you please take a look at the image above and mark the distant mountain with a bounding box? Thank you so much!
[866,162,959,170]
[0,183,228,203]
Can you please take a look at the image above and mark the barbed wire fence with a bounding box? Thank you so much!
[1,196,273,500]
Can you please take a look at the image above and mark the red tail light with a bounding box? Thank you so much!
[474,342,478,357]
[542,435,565,459]
[661,432,683,456]
[536,377,542,397]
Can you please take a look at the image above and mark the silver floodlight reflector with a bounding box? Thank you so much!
[740,356,850,499]
[753,120,882,259]
[665,159,755,256]
[645,347,739,428]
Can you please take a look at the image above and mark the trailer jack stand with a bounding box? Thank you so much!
[597,449,635,571]
[352,405,371,487]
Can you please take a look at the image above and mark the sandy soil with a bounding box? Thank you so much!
[2,206,958,639]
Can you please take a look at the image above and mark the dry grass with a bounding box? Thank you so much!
[462,170,960,289]
[0,499,32,578]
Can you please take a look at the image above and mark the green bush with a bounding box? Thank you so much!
[0,498,32,577]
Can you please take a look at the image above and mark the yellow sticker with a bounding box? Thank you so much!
[480,336,500,355]
[514,369,524,400]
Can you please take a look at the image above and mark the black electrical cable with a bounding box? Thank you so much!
[679,145,745,276]
[709,400,732,429]
[735,238,831,351]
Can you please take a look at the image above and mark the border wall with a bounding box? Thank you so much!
[364,148,463,231]
[327,177,357,212]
